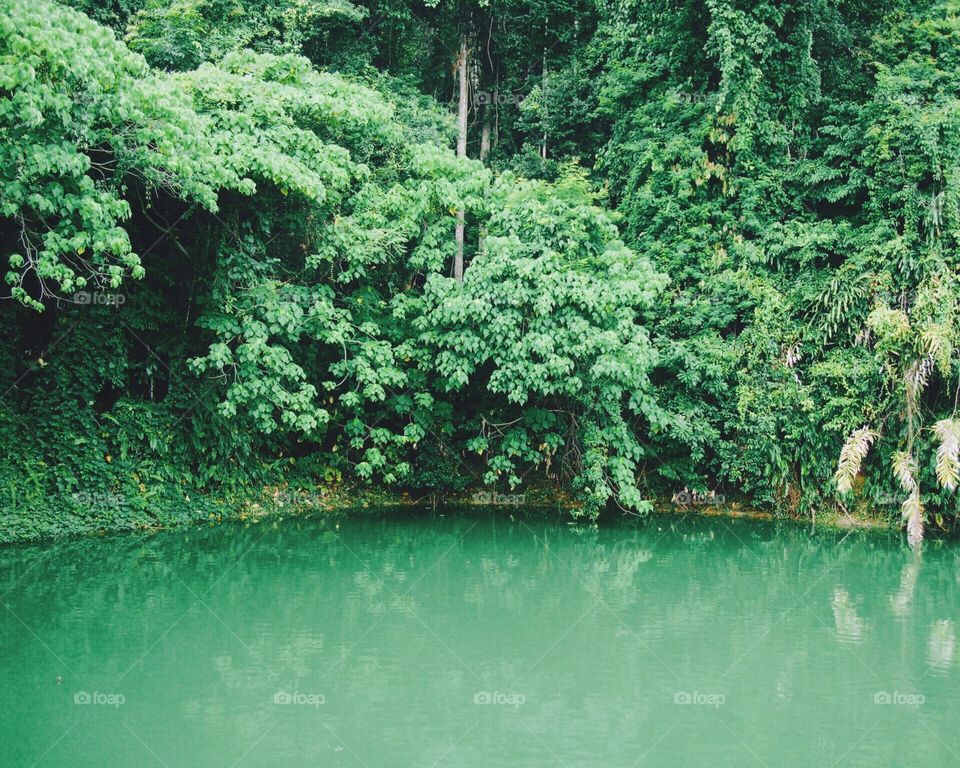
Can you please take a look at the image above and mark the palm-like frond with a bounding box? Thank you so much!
[812,271,872,343]
[892,451,924,546]
[933,418,960,491]
[920,324,953,374]
[892,450,918,492]
[834,427,878,493]
[904,356,934,415]
[902,489,924,548]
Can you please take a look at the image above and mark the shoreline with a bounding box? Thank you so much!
[0,484,898,546]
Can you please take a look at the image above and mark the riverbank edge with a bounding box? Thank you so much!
[0,482,897,546]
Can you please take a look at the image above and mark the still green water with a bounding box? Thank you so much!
[2,512,959,767]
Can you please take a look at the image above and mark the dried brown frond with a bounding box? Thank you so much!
[892,450,918,493]
[834,428,878,494]
[933,418,960,491]
[902,489,924,548]
[905,356,934,414]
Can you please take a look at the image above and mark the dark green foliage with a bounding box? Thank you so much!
[3,0,960,541]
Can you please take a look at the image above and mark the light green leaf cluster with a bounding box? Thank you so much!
[0,0,249,307]
[415,170,667,514]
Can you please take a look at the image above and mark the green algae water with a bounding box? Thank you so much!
[2,512,959,767]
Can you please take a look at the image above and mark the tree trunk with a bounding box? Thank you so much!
[541,21,548,160]
[454,35,469,282]
[478,102,490,259]
[480,105,491,163]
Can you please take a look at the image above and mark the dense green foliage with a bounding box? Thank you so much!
[2,0,960,541]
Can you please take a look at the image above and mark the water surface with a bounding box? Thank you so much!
[2,512,959,766]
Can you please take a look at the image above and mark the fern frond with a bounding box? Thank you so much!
[813,272,871,343]
[933,418,960,491]
[921,324,953,374]
[902,488,924,547]
[834,427,878,493]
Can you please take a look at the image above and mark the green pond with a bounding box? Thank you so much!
[2,512,959,766]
